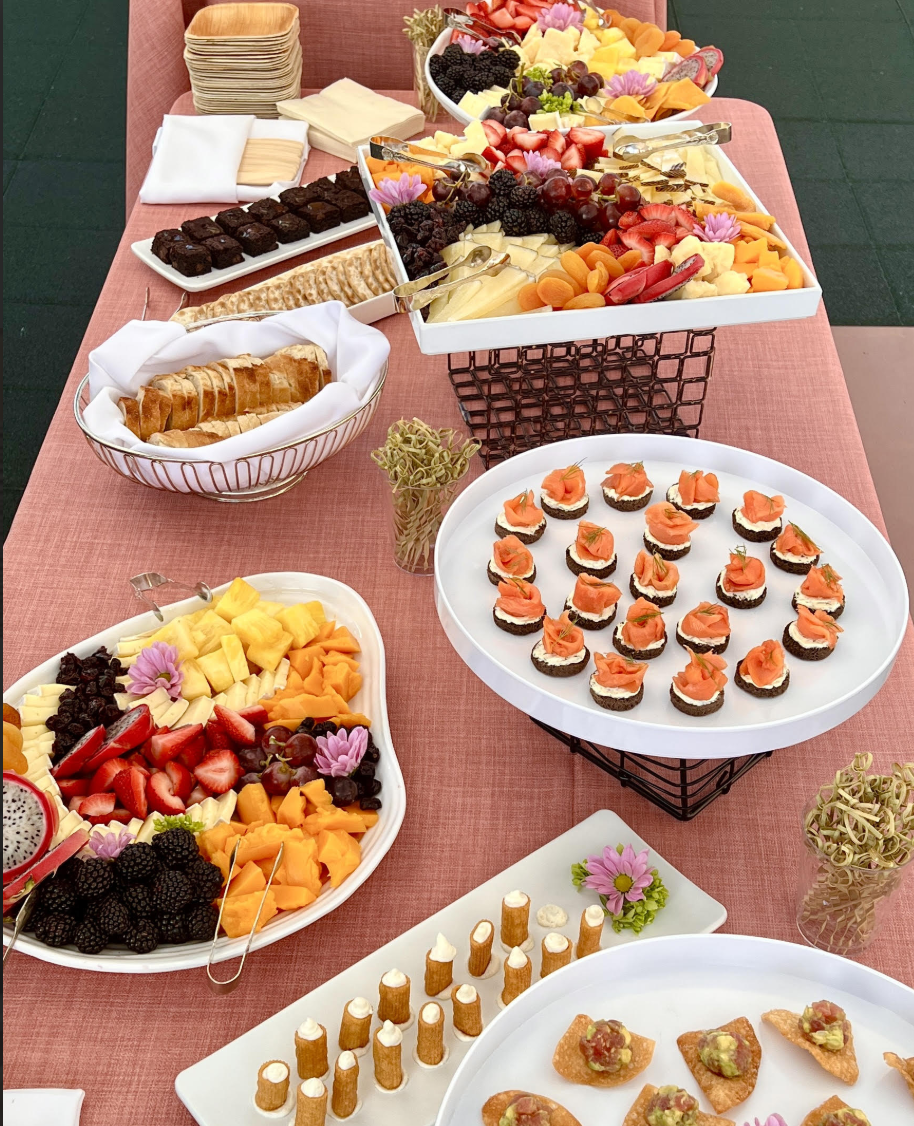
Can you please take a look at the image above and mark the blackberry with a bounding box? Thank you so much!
[185,858,223,905]
[75,857,114,901]
[158,913,187,944]
[151,828,199,870]
[37,878,77,916]
[96,895,131,938]
[185,904,219,943]
[124,920,159,954]
[121,884,154,920]
[488,169,518,198]
[152,870,193,914]
[114,842,161,884]
[442,43,464,63]
[498,48,520,69]
[549,211,578,244]
[575,225,600,247]
[502,208,528,237]
[510,185,538,210]
[74,920,107,955]
[483,200,508,226]
[388,201,430,229]
[35,913,77,948]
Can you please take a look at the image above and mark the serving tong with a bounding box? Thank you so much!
[369,135,488,177]
[612,122,732,163]
[130,572,213,622]
[392,245,511,313]
[443,7,522,45]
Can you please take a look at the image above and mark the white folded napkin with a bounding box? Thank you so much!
[83,303,389,462]
[3,1089,85,1126]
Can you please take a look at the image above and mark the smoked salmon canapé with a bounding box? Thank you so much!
[602,462,654,512]
[540,464,589,520]
[643,503,700,561]
[735,638,790,698]
[488,534,537,587]
[493,578,547,636]
[771,521,821,574]
[670,648,728,717]
[613,597,667,661]
[676,601,732,655]
[783,605,844,661]
[495,489,546,544]
[666,469,720,519]
[565,573,622,630]
[732,489,786,542]
[531,611,590,678]
[716,547,767,609]
[629,549,680,608]
[589,653,649,712]
[792,563,845,619]
[566,521,616,579]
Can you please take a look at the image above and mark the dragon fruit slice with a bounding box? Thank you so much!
[3,772,60,885]
[662,55,708,88]
[3,829,90,913]
[695,46,724,78]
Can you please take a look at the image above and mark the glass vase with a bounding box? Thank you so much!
[412,44,440,122]
[385,471,467,576]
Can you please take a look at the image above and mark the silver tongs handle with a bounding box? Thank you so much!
[393,247,512,313]
[613,122,733,162]
[129,572,212,622]
[369,135,487,177]
[443,8,522,45]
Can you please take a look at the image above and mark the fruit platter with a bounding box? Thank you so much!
[2,572,405,972]
[359,121,821,353]
[426,3,720,127]
[433,433,908,757]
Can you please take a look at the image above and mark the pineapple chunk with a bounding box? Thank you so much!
[197,650,235,693]
[116,638,150,658]
[180,658,212,701]
[220,634,251,683]
[193,610,234,656]
[150,618,199,662]
[215,577,260,622]
[255,599,286,617]
[232,608,284,649]
[246,631,294,672]
[276,604,320,649]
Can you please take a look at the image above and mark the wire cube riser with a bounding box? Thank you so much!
[447,330,715,467]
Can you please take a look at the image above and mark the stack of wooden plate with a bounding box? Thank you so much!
[184,3,303,117]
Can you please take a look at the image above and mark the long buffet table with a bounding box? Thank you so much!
[3,94,913,1125]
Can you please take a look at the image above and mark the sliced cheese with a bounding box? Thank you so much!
[182,697,215,728]
[224,681,247,710]
[257,670,275,699]
[273,659,290,692]
[157,698,190,729]
[19,705,58,725]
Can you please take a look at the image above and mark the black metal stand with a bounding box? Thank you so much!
[533,718,772,821]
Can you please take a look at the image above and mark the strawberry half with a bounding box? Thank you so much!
[176,734,207,772]
[213,706,256,747]
[620,231,655,263]
[78,792,117,824]
[481,119,507,147]
[505,153,528,174]
[187,783,212,807]
[164,761,194,803]
[147,771,186,816]
[236,705,269,728]
[559,144,584,172]
[56,777,90,800]
[567,127,605,160]
[205,721,234,751]
[194,749,243,795]
[546,129,566,155]
[514,131,547,152]
[626,220,676,239]
[51,725,105,779]
[146,723,204,769]
[88,757,131,795]
[618,211,642,230]
[113,766,148,820]
[124,752,151,777]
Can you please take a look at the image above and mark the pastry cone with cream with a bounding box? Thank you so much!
[501,946,532,1006]
[425,932,456,996]
[576,905,604,958]
[338,997,372,1052]
[256,1060,290,1112]
[331,1052,359,1119]
[468,919,495,977]
[294,1078,327,1126]
[500,890,531,950]
[452,983,483,1038]
[295,1018,329,1081]
[540,932,572,977]
[377,969,411,1025]
[416,1002,446,1066]
[373,1020,404,1091]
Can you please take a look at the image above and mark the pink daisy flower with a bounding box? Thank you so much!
[582,843,654,915]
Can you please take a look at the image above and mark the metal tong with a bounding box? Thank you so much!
[443,7,522,45]
[393,245,511,314]
[369,135,488,177]
[574,0,610,29]
[3,889,37,968]
[612,123,732,163]
[129,572,213,622]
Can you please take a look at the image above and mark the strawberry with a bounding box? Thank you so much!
[638,203,676,222]
[108,808,134,825]
[482,145,503,168]
[546,129,566,155]
[540,147,562,164]
[675,226,695,241]
[620,231,655,263]
[653,231,678,248]
[176,734,207,772]
[51,725,105,779]
[213,706,256,747]
[84,705,155,771]
[505,153,528,174]
[627,220,676,239]
[560,144,584,171]
[567,127,605,160]
[514,131,548,152]
[68,795,85,813]
[601,229,620,247]
[78,792,117,824]
[618,211,642,230]
[146,723,204,768]
[187,783,212,807]
[88,757,131,794]
[147,772,186,816]
[237,704,269,728]
[124,752,151,777]
[481,119,507,147]
[606,243,628,258]
[194,749,243,795]
[57,777,90,800]
[205,721,234,751]
[165,761,194,803]
[113,766,148,819]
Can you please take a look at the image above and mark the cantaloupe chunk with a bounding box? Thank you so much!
[270,794,284,815]
[228,859,266,898]
[303,808,367,836]
[198,822,237,860]
[276,787,307,828]
[734,238,767,264]
[302,778,334,811]
[273,885,318,911]
[235,823,287,864]
[211,848,231,880]
[780,256,804,289]
[281,838,322,894]
[220,890,278,938]
[317,830,361,888]
[750,267,789,292]
[331,713,371,729]
[758,248,781,270]
[344,804,379,829]
[236,783,275,825]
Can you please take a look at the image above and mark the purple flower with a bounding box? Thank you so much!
[582,843,654,915]
[700,211,741,243]
[454,34,486,55]
[538,2,583,31]
[369,173,426,209]
[127,641,183,700]
[524,151,561,177]
[744,1118,789,1126]
[315,726,369,777]
[87,827,135,859]
[606,71,657,99]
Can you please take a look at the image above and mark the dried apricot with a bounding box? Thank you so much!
[617,249,643,271]
[560,251,591,287]
[540,268,583,296]
[518,282,545,311]
[577,242,603,266]
[711,180,755,213]
[620,17,642,39]
[738,221,786,249]
[674,38,696,56]
[537,276,576,307]
[608,9,626,28]
[660,30,682,51]
[587,263,610,293]
[591,250,624,279]
[564,293,606,310]
[634,25,664,56]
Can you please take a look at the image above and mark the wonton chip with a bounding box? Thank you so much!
[622,1084,735,1126]
[482,1091,581,1126]
[553,1014,654,1087]
[762,1009,859,1084]
[884,1052,914,1100]
[799,1095,854,1126]
[676,1017,761,1113]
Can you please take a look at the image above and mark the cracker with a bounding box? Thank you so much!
[622,1084,734,1126]
[676,1017,760,1112]
[329,259,357,305]
[884,1052,914,1099]
[799,1095,849,1126]
[762,1009,859,1084]
[344,254,375,303]
[553,1014,654,1088]
[481,1091,581,1126]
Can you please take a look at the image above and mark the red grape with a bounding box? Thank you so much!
[571,176,594,200]
[542,176,571,209]
[576,201,600,227]
[568,61,588,78]
[598,173,618,196]
[261,759,295,795]
[291,765,319,786]
[284,733,318,768]
[577,73,602,97]
[519,96,541,116]
[466,181,492,208]
[431,179,454,203]
[261,725,292,754]
[504,110,529,129]
[599,202,621,230]
[616,184,642,212]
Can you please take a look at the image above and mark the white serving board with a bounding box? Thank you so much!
[131,174,377,292]
[434,434,909,758]
[175,809,726,1125]
[437,934,914,1123]
[2,572,406,973]
[357,122,821,355]
[424,27,717,127]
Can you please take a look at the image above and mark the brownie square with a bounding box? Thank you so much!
[267,212,311,244]
[308,176,337,198]
[278,186,313,210]
[235,221,278,256]
[181,215,223,242]
[215,207,251,236]
[170,241,212,277]
[334,167,367,197]
[202,234,244,269]
[291,182,329,206]
[151,228,187,263]
[323,189,369,223]
[299,200,341,233]
[246,197,287,224]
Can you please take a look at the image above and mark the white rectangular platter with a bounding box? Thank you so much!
[132,174,377,292]
[175,809,726,1124]
[357,123,822,354]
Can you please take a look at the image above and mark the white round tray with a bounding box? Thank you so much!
[434,434,908,758]
[436,933,914,1124]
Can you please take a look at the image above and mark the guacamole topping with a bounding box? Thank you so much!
[697,1028,752,1078]
[645,1086,699,1126]
[822,1110,870,1126]
[799,999,848,1052]
[499,1094,552,1126]
[580,1018,632,1073]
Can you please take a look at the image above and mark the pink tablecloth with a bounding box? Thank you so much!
[4,96,913,1125]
